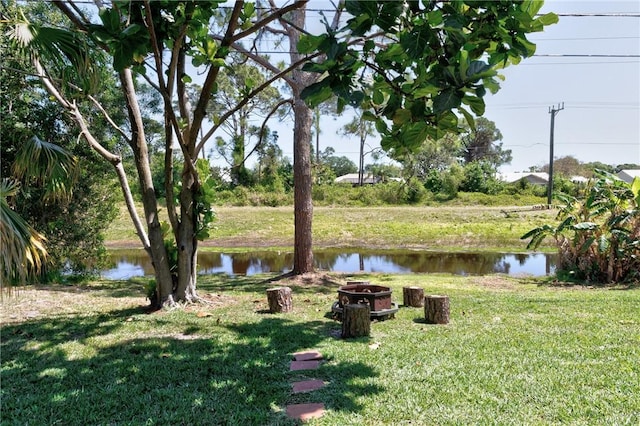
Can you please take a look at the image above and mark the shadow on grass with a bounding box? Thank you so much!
[2,307,382,425]
[200,272,345,296]
[517,275,640,290]
[23,280,146,299]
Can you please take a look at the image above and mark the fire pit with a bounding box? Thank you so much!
[331,281,398,320]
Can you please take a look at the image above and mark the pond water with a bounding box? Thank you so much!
[102,249,556,280]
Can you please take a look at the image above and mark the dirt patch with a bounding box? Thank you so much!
[1,287,144,325]
[183,292,237,311]
[263,272,343,289]
[469,276,519,290]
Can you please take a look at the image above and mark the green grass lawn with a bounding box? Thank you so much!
[107,205,558,252]
[2,274,638,425]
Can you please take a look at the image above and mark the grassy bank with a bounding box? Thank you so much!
[107,205,557,252]
[2,274,638,425]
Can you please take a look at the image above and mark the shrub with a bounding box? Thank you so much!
[404,178,428,203]
[522,171,640,284]
[378,181,406,204]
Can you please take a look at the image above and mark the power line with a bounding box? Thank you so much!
[548,13,640,17]
[519,60,639,66]
[508,142,639,147]
[224,49,640,57]
[534,54,640,58]
[534,36,639,41]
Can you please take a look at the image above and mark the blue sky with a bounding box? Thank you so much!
[295,0,640,173]
[209,1,639,173]
[483,0,640,172]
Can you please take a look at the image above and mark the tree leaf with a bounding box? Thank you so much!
[300,80,333,107]
[392,109,412,126]
[579,236,596,254]
[377,2,403,31]
[433,88,462,114]
[298,34,326,54]
[630,177,640,205]
[572,222,599,231]
[413,85,439,98]
[535,12,559,27]
[462,95,485,116]
[458,107,475,131]
[346,14,373,37]
[121,24,142,37]
[372,89,385,105]
[401,122,430,149]
[466,60,493,80]
[361,110,377,121]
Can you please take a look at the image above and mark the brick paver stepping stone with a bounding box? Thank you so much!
[292,350,323,361]
[292,379,325,394]
[290,360,321,371]
[286,403,325,421]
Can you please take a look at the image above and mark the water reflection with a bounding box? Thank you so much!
[103,249,556,280]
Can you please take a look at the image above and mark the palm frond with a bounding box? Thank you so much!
[8,16,98,93]
[12,135,78,203]
[0,179,48,286]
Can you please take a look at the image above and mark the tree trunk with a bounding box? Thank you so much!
[403,286,424,307]
[292,97,314,274]
[424,295,450,324]
[175,168,198,303]
[118,70,174,307]
[267,286,293,313]
[359,134,365,186]
[341,304,371,338]
[289,6,316,275]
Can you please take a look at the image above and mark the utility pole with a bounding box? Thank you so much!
[547,102,564,206]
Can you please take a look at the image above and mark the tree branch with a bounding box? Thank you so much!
[196,49,324,155]
[189,1,244,150]
[52,1,90,33]
[212,36,295,86]
[231,1,308,43]
[242,98,293,166]
[262,25,288,37]
[32,56,151,250]
[87,94,130,143]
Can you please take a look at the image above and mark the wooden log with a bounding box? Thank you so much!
[424,295,450,324]
[346,280,370,286]
[402,286,424,307]
[341,304,370,338]
[267,286,293,313]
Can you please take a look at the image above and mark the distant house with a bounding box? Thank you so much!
[617,169,640,183]
[570,176,589,184]
[497,172,549,186]
[334,173,380,185]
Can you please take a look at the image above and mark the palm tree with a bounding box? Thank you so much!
[1,136,77,288]
[1,179,48,286]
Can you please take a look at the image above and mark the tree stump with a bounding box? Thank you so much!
[403,286,424,307]
[424,295,450,324]
[267,287,293,313]
[341,304,370,338]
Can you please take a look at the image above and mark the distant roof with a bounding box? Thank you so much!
[617,169,640,183]
[498,172,549,184]
[335,173,380,184]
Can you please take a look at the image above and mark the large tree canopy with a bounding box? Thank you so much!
[460,116,511,167]
[301,1,557,155]
[5,0,556,307]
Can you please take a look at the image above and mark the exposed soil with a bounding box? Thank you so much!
[1,286,144,324]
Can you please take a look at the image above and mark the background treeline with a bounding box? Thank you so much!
[138,149,637,208]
